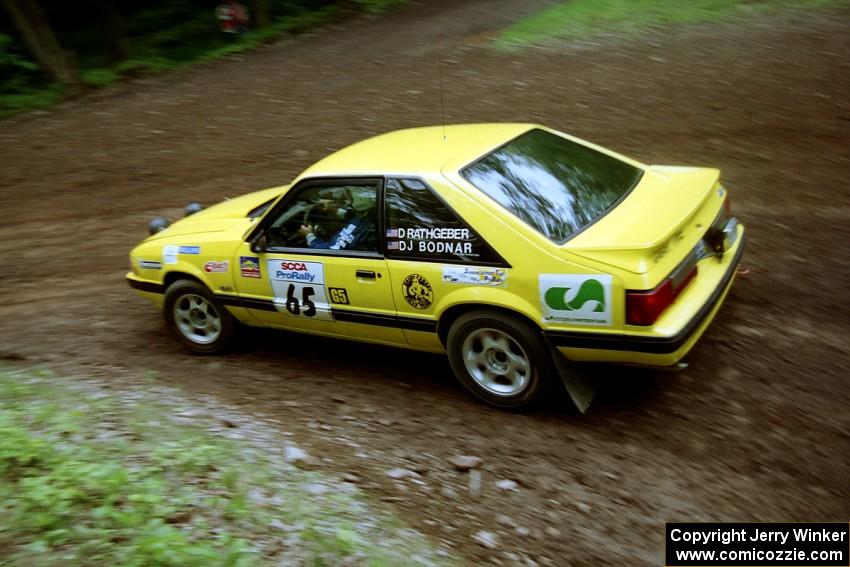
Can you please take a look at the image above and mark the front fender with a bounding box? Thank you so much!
[127,259,216,305]
[162,261,216,291]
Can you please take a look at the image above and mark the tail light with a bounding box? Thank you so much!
[626,265,697,326]
[626,188,729,326]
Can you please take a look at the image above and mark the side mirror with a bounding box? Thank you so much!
[250,232,269,254]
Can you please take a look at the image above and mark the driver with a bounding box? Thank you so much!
[298,190,376,250]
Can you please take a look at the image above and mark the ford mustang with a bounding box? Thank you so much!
[127,124,745,410]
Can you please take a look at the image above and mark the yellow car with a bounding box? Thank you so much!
[127,124,745,410]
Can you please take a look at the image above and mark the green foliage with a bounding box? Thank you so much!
[351,0,409,13]
[80,68,120,87]
[0,1,351,118]
[0,0,413,117]
[0,369,453,566]
[499,0,850,45]
[0,32,59,116]
[0,33,39,89]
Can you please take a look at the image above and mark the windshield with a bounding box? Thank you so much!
[461,129,643,243]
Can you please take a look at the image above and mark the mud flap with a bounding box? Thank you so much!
[550,346,594,413]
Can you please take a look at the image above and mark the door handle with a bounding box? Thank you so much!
[355,270,376,279]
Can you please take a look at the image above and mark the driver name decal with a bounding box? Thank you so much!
[386,227,476,256]
[539,274,613,326]
[268,259,333,321]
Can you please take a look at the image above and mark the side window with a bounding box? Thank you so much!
[384,178,503,264]
[265,182,379,252]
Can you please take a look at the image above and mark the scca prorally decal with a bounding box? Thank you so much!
[442,266,506,287]
[268,259,333,321]
[138,260,162,270]
[402,274,433,310]
[539,274,612,326]
[273,261,319,282]
[240,256,261,278]
[178,245,201,255]
[204,261,229,273]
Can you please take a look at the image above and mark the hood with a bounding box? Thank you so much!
[186,185,286,221]
[146,185,287,240]
[566,166,721,274]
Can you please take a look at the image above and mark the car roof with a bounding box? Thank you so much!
[294,123,535,180]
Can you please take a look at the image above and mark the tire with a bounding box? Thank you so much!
[446,310,553,410]
[164,279,235,354]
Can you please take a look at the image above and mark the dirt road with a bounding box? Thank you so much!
[2,1,849,564]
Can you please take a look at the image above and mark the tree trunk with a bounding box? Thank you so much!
[252,0,270,28]
[1,0,81,91]
[97,0,130,62]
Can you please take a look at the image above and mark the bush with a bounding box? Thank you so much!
[352,0,409,13]
[0,33,43,93]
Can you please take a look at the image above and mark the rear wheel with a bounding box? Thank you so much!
[446,310,553,410]
[164,280,235,354]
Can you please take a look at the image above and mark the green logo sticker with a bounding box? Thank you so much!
[544,279,605,312]
[539,274,612,326]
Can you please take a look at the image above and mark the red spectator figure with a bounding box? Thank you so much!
[216,1,250,34]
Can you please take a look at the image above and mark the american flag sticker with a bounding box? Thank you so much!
[386,228,399,238]
[387,241,400,250]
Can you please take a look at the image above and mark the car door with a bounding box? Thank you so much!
[383,178,509,350]
[233,178,406,346]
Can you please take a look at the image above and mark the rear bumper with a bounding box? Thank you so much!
[547,230,745,365]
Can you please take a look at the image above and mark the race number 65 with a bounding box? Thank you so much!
[285,284,316,317]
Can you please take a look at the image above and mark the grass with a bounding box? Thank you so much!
[499,0,849,46]
[0,367,452,566]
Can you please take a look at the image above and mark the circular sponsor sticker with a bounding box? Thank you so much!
[402,274,433,310]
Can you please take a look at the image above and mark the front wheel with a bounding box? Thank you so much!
[446,310,553,410]
[164,279,235,354]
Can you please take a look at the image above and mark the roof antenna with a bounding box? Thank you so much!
[439,58,447,141]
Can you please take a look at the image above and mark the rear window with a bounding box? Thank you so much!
[461,129,643,243]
